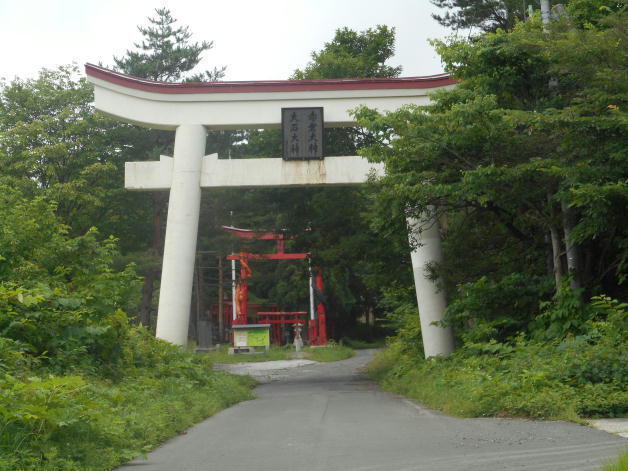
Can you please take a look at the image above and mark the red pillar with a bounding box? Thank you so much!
[308,319,318,345]
[234,253,251,325]
[315,269,327,345]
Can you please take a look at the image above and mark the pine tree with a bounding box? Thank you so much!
[112,8,225,328]
[113,7,225,82]
[430,0,538,32]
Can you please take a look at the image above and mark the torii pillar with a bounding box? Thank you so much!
[155,124,206,343]
[85,64,456,357]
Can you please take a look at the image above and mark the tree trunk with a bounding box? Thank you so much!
[549,224,564,290]
[544,233,554,279]
[138,274,154,327]
[561,200,581,290]
[547,192,564,291]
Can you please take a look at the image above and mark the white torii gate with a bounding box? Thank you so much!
[85,64,455,358]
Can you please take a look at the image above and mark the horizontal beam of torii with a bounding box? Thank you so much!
[125,154,385,190]
[85,64,455,358]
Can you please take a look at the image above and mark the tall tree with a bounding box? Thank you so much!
[430,0,624,32]
[356,8,627,342]
[293,26,401,79]
[430,0,538,32]
[113,7,225,82]
[0,65,150,248]
[112,8,225,327]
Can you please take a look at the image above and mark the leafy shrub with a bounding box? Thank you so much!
[0,189,140,376]
[446,273,553,343]
[368,295,627,420]
[0,328,256,470]
[378,284,424,357]
[530,281,595,340]
[0,189,258,469]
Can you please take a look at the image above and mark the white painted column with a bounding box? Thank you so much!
[155,124,206,346]
[231,259,237,321]
[308,259,315,321]
[407,209,455,358]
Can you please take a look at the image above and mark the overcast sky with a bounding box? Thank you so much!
[0,0,452,82]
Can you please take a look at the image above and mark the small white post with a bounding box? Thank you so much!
[308,258,315,321]
[407,209,455,358]
[540,0,551,26]
[231,259,237,320]
[155,124,206,346]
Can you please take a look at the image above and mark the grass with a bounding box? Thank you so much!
[205,343,355,364]
[366,337,626,422]
[205,345,293,364]
[304,343,355,362]
[0,331,257,471]
[602,449,628,471]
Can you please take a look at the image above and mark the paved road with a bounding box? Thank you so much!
[119,349,626,470]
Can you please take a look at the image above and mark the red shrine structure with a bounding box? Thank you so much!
[223,226,328,346]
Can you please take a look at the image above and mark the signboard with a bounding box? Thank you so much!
[232,324,271,348]
[282,107,324,160]
[234,330,248,347]
[247,329,270,347]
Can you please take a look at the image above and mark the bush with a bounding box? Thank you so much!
[0,328,256,470]
[0,189,140,376]
[446,273,553,343]
[368,295,627,420]
[0,190,257,469]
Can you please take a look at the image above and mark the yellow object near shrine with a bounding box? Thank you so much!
[232,324,270,349]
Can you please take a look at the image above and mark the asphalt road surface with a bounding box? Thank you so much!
[118,349,626,471]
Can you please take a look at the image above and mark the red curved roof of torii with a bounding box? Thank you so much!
[85,63,457,95]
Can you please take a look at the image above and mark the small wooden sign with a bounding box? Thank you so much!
[282,107,324,160]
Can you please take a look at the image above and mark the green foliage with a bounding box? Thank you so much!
[368,295,627,420]
[601,449,628,471]
[446,274,553,343]
[0,329,255,470]
[431,0,539,32]
[430,0,624,32]
[113,8,225,82]
[357,8,627,352]
[292,26,401,79]
[567,0,627,28]
[530,281,590,339]
[0,66,144,240]
[0,188,140,376]
[0,189,255,469]
[0,185,255,470]
[378,284,424,356]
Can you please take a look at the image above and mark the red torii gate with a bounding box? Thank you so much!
[223,226,327,345]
